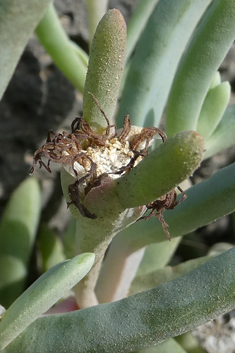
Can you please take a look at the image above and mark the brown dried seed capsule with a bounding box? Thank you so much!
[29,93,186,239]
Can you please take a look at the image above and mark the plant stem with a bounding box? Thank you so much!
[61,168,144,308]
[72,212,145,308]
[95,237,146,303]
[61,131,204,307]
[95,232,181,303]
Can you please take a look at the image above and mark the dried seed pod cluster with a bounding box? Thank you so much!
[30,94,186,239]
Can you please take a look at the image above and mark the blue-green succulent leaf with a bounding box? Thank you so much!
[3,247,235,353]
[0,253,95,350]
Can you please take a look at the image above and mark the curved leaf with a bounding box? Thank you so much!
[204,104,235,159]
[3,247,235,353]
[0,0,52,100]
[0,253,95,350]
[95,236,181,304]
[0,178,41,307]
[35,4,87,93]
[125,0,159,61]
[38,224,66,272]
[135,338,187,353]
[136,238,182,276]
[196,81,231,139]
[130,255,213,295]
[166,0,235,136]
[116,0,212,128]
[118,161,235,251]
[113,131,203,209]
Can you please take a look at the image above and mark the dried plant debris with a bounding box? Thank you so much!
[29,94,186,239]
[138,186,186,240]
[193,311,235,353]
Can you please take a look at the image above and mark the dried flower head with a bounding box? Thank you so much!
[29,93,186,239]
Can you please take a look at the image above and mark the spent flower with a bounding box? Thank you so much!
[30,94,186,239]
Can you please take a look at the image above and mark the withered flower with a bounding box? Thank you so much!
[29,94,186,239]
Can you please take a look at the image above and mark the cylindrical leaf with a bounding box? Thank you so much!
[166,0,235,136]
[114,131,204,209]
[116,0,212,128]
[0,0,52,100]
[83,9,126,132]
[125,0,159,61]
[136,238,181,276]
[38,224,66,272]
[35,4,87,93]
[0,178,41,307]
[4,247,235,353]
[135,338,188,353]
[120,161,235,250]
[85,0,109,47]
[130,255,212,296]
[204,104,235,159]
[197,82,231,139]
[0,253,95,350]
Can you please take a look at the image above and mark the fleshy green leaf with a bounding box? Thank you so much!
[197,82,231,139]
[176,332,207,353]
[0,0,52,100]
[166,0,235,136]
[209,71,221,89]
[95,236,181,304]
[125,0,160,61]
[116,0,212,128]
[63,218,76,259]
[135,338,188,353]
[60,130,204,307]
[0,253,95,351]
[84,0,109,47]
[204,104,235,159]
[38,224,66,272]
[112,131,204,209]
[35,3,87,93]
[83,9,126,132]
[136,238,182,276]
[3,247,235,353]
[129,255,213,296]
[118,161,235,251]
[83,131,204,217]
[0,178,41,307]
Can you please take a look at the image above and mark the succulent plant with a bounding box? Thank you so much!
[1,1,235,352]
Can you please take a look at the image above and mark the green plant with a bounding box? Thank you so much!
[1,0,235,352]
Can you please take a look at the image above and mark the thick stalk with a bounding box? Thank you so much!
[61,131,204,308]
[95,238,146,303]
[72,212,145,307]
[61,168,144,308]
[95,235,181,303]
